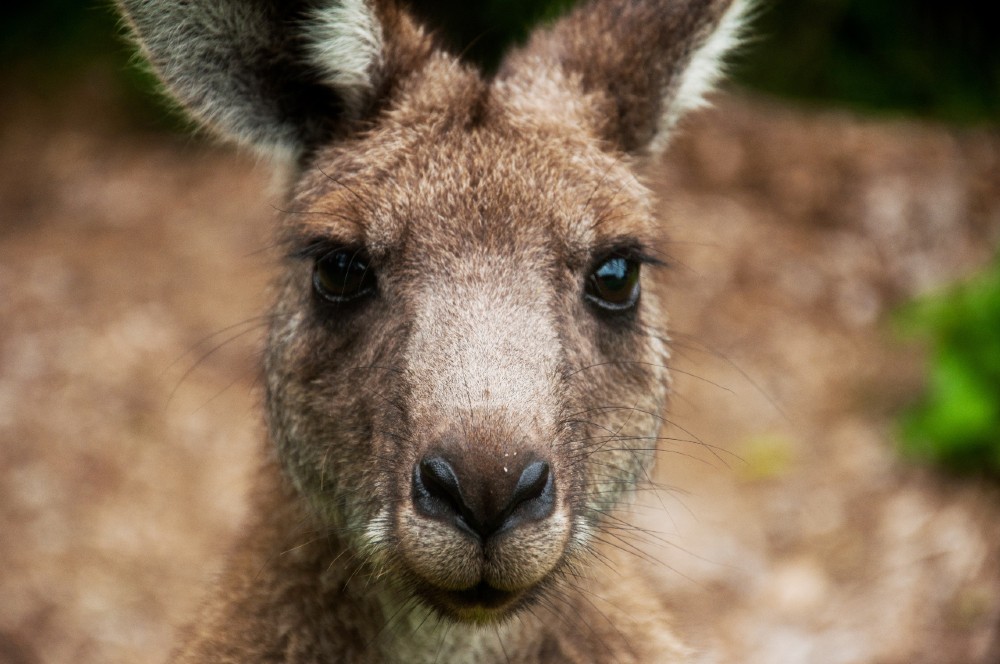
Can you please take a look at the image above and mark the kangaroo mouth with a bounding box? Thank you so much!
[419,580,523,621]
[447,581,515,608]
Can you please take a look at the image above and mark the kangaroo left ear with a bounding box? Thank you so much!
[118,0,433,161]
[500,0,752,156]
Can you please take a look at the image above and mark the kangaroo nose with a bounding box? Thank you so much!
[413,455,554,541]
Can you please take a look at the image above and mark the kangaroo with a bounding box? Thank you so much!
[118,0,749,661]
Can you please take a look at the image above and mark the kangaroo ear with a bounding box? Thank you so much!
[118,0,430,159]
[501,0,751,156]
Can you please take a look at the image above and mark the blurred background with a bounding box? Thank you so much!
[1,1,999,663]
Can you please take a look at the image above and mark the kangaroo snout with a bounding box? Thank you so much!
[401,449,569,616]
[398,413,571,612]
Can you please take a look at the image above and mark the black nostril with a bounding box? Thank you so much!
[418,457,464,512]
[501,461,554,529]
[413,456,479,537]
[510,461,549,509]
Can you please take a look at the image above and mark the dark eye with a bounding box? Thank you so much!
[585,255,640,311]
[313,248,377,303]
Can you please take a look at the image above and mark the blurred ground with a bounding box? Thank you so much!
[0,90,998,663]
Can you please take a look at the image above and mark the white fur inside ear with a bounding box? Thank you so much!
[305,0,384,117]
[652,0,751,153]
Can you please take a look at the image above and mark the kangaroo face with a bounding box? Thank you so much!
[119,0,747,627]
[264,59,669,619]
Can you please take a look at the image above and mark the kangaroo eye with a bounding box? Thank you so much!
[585,255,640,311]
[313,249,377,303]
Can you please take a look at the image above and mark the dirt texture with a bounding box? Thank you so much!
[1,91,999,663]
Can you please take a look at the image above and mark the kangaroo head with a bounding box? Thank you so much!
[121,0,748,624]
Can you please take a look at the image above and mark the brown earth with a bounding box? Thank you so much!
[1,87,998,663]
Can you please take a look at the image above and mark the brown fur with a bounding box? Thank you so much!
[117,0,749,661]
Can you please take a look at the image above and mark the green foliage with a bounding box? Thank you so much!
[1,3,120,75]
[896,256,1000,477]
[407,0,576,73]
[734,0,1000,124]
[0,1,187,132]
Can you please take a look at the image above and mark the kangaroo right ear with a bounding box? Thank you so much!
[500,0,751,157]
[119,0,431,159]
